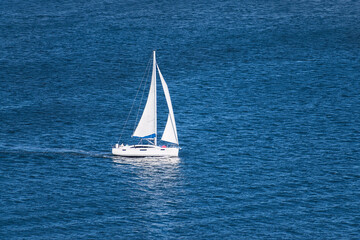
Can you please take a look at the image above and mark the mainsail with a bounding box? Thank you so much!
[158,65,179,145]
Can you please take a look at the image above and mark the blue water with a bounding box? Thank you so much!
[1,0,360,239]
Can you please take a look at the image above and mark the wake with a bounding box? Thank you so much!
[0,144,109,158]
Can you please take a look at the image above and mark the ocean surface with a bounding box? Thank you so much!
[1,0,360,239]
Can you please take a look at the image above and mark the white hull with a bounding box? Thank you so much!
[112,145,179,157]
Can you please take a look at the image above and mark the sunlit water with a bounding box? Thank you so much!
[1,0,360,239]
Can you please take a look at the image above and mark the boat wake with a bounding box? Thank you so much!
[0,144,107,158]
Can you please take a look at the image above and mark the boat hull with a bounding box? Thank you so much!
[112,145,179,157]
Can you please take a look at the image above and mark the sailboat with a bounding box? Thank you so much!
[112,51,180,157]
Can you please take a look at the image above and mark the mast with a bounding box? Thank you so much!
[153,50,157,146]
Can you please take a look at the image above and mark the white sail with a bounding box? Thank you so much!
[132,51,157,140]
[157,65,178,145]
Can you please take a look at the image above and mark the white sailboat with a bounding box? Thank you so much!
[112,51,180,157]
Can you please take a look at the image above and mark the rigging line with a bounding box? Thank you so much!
[133,55,152,133]
[117,55,152,144]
